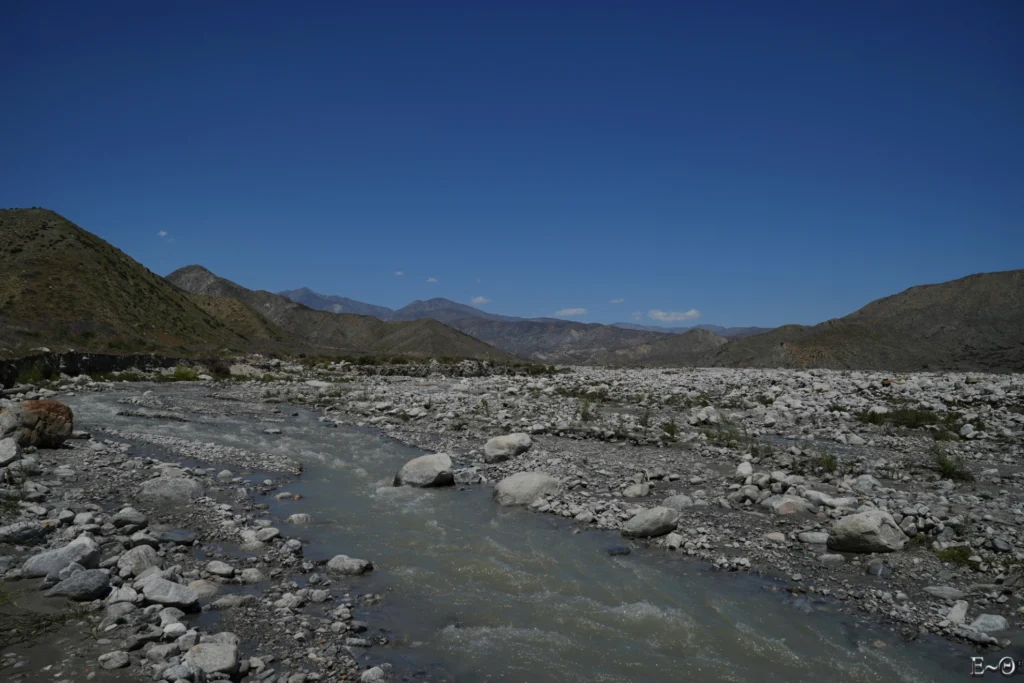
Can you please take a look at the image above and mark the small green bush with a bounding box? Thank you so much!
[934,546,971,565]
[816,451,838,473]
[930,447,974,482]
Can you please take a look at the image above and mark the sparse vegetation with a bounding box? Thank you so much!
[816,451,838,473]
[579,398,594,422]
[661,419,678,438]
[934,546,972,565]
[705,422,743,447]
[639,408,651,428]
[929,446,974,482]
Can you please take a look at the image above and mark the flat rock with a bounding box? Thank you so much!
[924,586,965,601]
[138,476,204,505]
[141,577,199,610]
[762,495,813,516]
[493,472,561,506]
[661,494,694,511]
[184,642,240,676]
[0,521,51,544]
[151,529,196,546]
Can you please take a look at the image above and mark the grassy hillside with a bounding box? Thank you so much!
[0,209,252,358]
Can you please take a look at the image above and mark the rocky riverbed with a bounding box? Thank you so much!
[228,358,1024,651]
[2,357,1022,681]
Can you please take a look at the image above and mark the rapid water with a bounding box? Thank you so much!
[67,387,968,682]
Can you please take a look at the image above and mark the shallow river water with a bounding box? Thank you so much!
[67,388,970,682]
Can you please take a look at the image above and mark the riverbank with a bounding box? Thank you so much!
[219,357,1023,652]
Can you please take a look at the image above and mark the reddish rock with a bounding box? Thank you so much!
[0,400,74,448]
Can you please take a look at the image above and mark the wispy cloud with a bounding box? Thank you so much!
[157,230,173,244]
[395,271,404,276]
[609,297,625,304]
[475,278,481,284]
[554,307,587,317]
[471,296,490,306]
[648,309,701,323]
[632,311,643,320]
[426,277,438,283]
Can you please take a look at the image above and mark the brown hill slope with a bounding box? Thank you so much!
[0,208,255,358]
[705,270,1024,372]
[167,265,518,361]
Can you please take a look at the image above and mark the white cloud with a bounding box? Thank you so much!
[648,308,701,323]
[554,307,587,317]
[609,297,625,304]
[470,296,490,306]
[632,311,643,320]
[157,230,173,244]
[395,271,404,276]
[157,230,167,238]
[426,277,438,283]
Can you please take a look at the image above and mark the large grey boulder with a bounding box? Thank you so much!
[45,569,110,600]
[23,535,100,577]
[483,433,532,463]
[661,494,694,511]
[828,510,907,553]
[969,614,1008,634]
[761,495,814,516]
[184,642,240,676]
[0,437,22,466]
[140,577,200,610]
[493,472,560,506]
[137,475,204,505]
[0,520,51,545]
[622,506,680,538]
[326,555,373,576]
[117,545,160,577]
[393,453,454,488]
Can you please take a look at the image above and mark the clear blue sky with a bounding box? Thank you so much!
[2,1,1021,328]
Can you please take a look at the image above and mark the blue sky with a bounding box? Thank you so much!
[1,1,1021,328]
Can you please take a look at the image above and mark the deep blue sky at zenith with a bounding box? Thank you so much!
[1,1,1021,328]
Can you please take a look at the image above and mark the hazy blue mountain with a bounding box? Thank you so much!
[278,287,395,319]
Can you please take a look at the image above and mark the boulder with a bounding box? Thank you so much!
[0,437,21,466]
[184,643,240,676]
[140,577,200,610]
[0,400,73,448]
[112,507,148,528]
[493,472,560,506]
[661,494,694,511]
[0,520,51,545]
[827,510,907,553]
[483,433,532,463]
[23,535,100,577]
[761,495,814,516]
[117,545,160,577]
[622,483,651,498]
[393,453,454,488]
[137,475,204,505]
[622,507,680,538]
[45,569,110,600]
[326,555,373,576]
[969,614,1008,634]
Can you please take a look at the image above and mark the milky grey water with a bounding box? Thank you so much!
[67,387,968,682]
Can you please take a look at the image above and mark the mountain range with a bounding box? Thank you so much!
[1,208,1022,371]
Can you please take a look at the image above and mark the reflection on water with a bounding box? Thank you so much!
[68,387,967,683]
